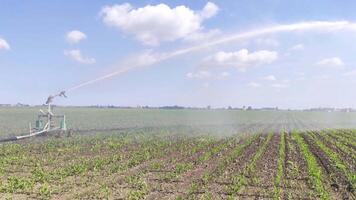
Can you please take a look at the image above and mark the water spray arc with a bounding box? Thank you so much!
[65,21,356,93]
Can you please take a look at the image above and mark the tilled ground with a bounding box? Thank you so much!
[144,137,241,199]
[0,128,355,200]
[302,133,355,200]
[236,133,280,198]
[315,131,356,172]
[283,132,317,199]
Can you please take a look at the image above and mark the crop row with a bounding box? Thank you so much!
[291,131,329,199]
[224,131,273,198]
[306,131,355,195]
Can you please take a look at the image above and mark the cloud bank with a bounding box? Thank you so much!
[316,57,344,68]
[186,70,212,79]
[290,44,304,51]
[201,49,278,70]
[0,38,10,50]
[66,30,87,44]
[100,2,218,45]
[67,20,356,92]
[64,49,96,64]
[263,75,276,81]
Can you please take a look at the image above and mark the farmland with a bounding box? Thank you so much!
[0,107,355,199]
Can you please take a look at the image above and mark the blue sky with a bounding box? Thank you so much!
[1,0,356,108]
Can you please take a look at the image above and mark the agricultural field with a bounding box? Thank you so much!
[0,107,355,199]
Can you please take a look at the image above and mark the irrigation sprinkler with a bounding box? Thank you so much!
[0,91,71,143]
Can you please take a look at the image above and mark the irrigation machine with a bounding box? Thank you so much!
[0,91,72,143]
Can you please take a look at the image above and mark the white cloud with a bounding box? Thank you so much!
[343,70,356,77]
[263,75,276,81]
[255,38,279,47]
[186,70,230,80]
[218,71,230,79]
[290,43,304,51]
[202,82,210,88]
[315,74,330,80]
[62,21,356,91]
[271,83,289,89]
[66,30,87,44]
[199,2,219,19]
[296,72,306,81]
[202,49,278,70]
[186,70,212,79]
[183,29,221,43]
[100,2,218,46]
[0,38,10,50]
[64,49,96,64]
[316,57,344,68]
[248,82,261,88]
[120,51,161,69]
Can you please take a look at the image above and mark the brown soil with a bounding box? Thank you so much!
[282,132,317,199]
[236,133,280,198]
[302,133,354,200]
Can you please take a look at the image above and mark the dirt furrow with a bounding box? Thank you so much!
[282,132,316,199]
[302,133,354,200]
[315,131,356,171]
[237,133,280,198]
[145,135,255,199]
[328,131,356,151]
[200,134,267,199]
[52,139,189,199]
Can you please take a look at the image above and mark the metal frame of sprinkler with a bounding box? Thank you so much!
[0,91,70,143]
